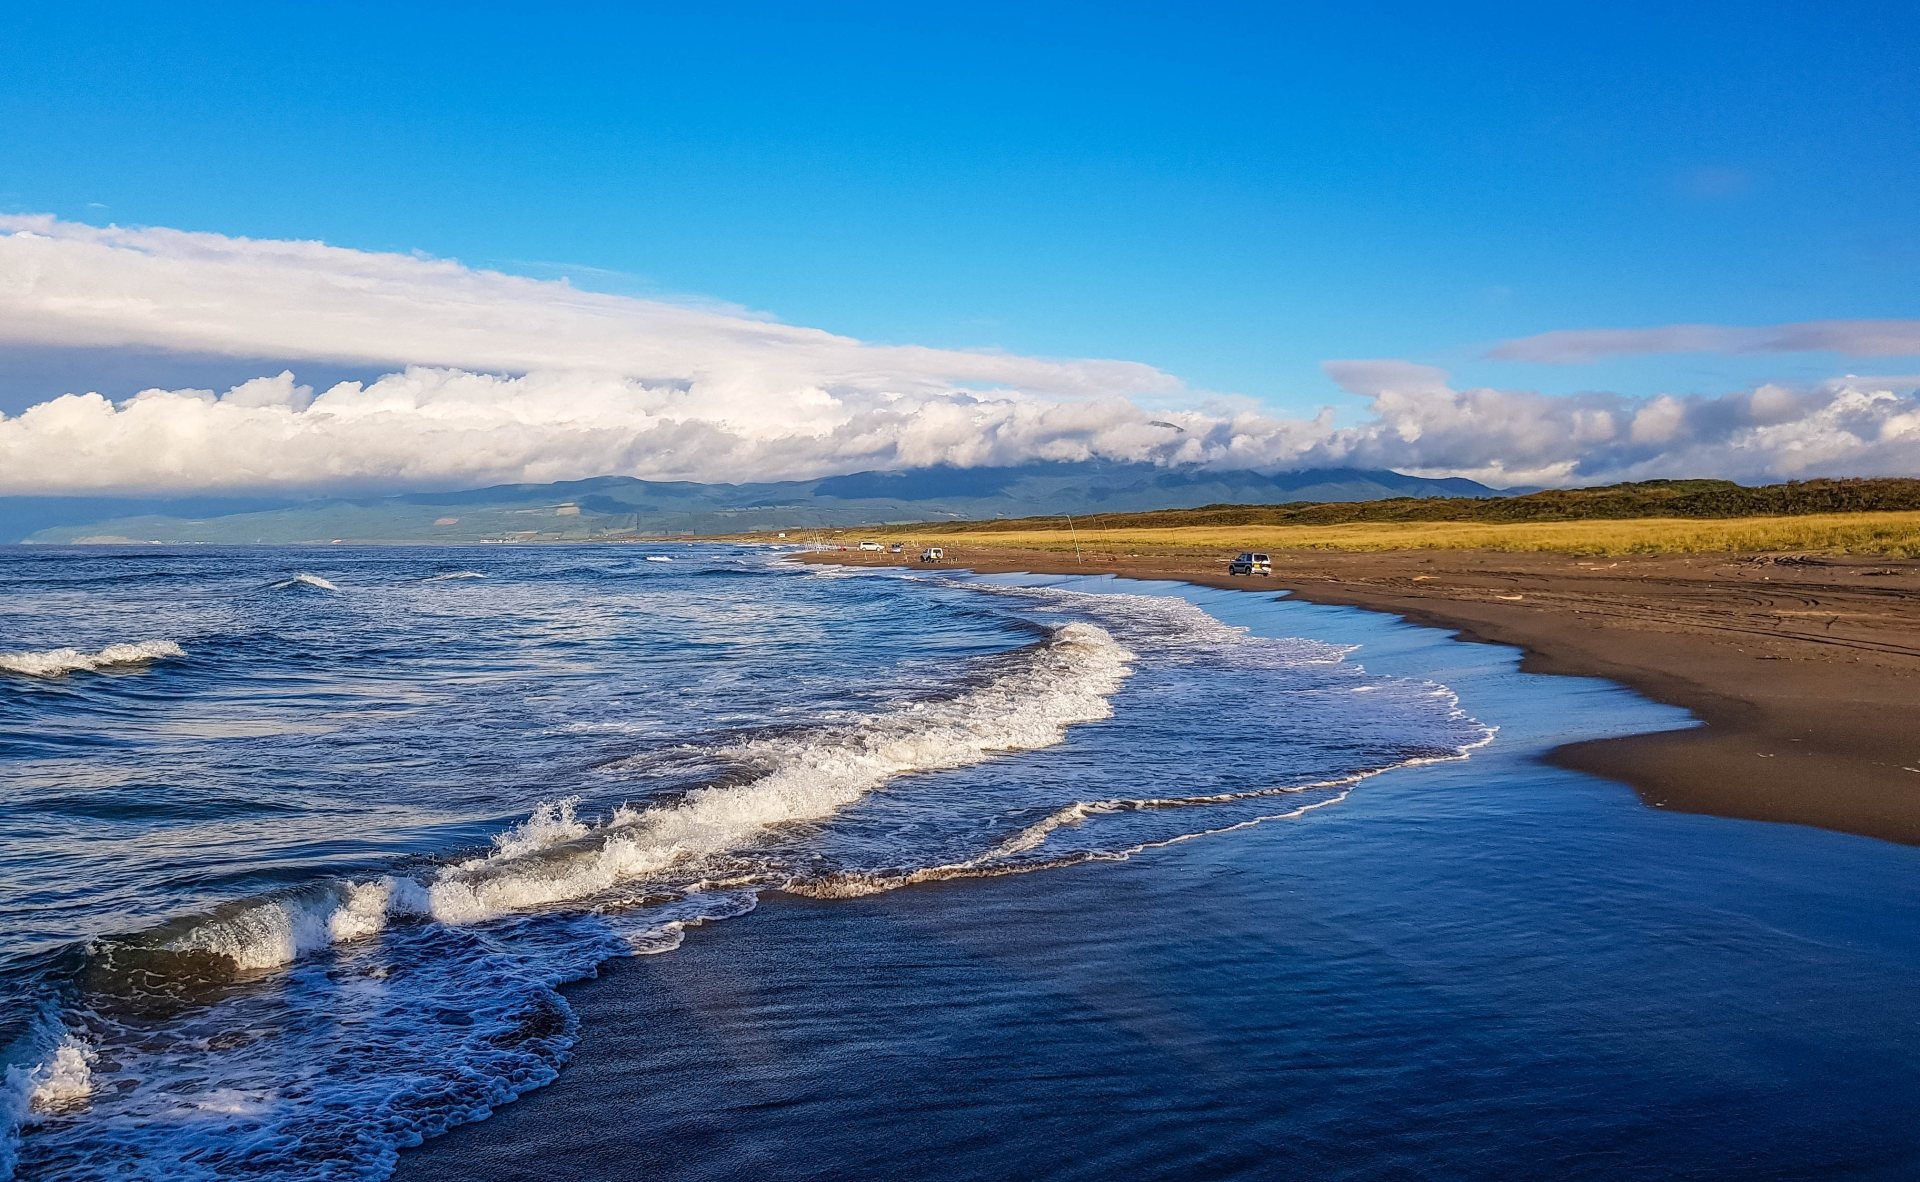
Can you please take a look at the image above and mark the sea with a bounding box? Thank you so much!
[2,545,1916,1180]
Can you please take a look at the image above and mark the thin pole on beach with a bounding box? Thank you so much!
[1065,515,1083,565]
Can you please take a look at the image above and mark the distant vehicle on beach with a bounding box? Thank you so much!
[888,543,905,554]
[1228,551,1271,576]
[921,547,945,562]
[858,540,883,552]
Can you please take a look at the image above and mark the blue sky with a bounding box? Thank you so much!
[4,0,1915,418]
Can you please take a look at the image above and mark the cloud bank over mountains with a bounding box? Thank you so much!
[1,215,1915,494]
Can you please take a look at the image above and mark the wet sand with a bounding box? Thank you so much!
[799,547,1920,845]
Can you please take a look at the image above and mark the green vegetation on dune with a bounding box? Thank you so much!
[904,479,1920,534]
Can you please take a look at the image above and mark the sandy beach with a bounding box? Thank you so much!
[797,547,1920,846]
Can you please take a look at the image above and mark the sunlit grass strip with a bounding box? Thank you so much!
[829,510,1920,557]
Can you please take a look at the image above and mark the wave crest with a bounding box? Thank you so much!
[265,573,339,591]
[0,640,185,678]
[2,1009,97,1176]
[429,621,1132,922]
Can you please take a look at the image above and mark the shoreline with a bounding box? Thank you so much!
[793,547,1920,846]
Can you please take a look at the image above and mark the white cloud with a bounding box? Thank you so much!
[0,216,1916,494]
[1491,319,1920,363]
[1308,366,1920,487]
[0,367,1336,493]
[0,215,1179,408]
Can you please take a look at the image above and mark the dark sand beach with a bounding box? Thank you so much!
[397,574,1920,1181]
[798,548,1920,845]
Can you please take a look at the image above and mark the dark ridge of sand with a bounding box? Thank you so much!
[795,547,1920,846]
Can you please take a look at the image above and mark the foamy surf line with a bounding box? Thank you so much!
[0,640,185,678]
[788,725,1497,899]
[123,621,1136,978]
[777,564,1499,892]
[0,1005,96,1180]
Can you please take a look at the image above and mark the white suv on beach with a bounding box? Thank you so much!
[858,540,883,552]
[1228,551,1272,576]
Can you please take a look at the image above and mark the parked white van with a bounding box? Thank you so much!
[858,540,883,552]
[1228,551,1272,576]
[920,547,945,563]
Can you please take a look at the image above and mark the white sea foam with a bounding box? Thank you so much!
[425,621,1133,923]
[266,572,339,591]
[645,556,674,563]
[604,890,759,955]
[476,797,591,864]
[23,1038,94,1115]
[160,877,429,971]
[967,579,1354,664]
[2,1012,96,1178]
[424,570,486,581]
[792,712,1497,901]
[0,640,185,678]
[787,789,1355,899]
[147,622,1133,973]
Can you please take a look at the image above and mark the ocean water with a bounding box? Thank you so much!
[0,546,1497,1180]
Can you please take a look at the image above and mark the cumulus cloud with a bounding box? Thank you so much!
[0,216,1916,493]
[1306,364,1920,487]
[1491,319,1920,364]
[0,367,1324,492]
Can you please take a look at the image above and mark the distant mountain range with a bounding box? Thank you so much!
[5,464,1504,544]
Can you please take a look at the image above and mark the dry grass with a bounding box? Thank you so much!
[813,510,1920,558]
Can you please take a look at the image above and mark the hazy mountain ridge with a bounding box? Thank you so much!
[11,463,1503,544]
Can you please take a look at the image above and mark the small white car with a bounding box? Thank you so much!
[888,543,905,554]
[920,547,945,563]
[1228,551,1272,576]
[858,540,883,552]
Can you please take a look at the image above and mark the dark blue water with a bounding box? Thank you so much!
[0,547,1491,1179]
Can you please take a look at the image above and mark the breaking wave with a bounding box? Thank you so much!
[110,622,1134,981]
[1,1009,96,1178]
[0,640,185,678]
[423,570,486,581]
[430,621,1132,925]
[265,573,339,591]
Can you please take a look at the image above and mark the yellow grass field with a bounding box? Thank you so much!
[812,510,1920,558]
